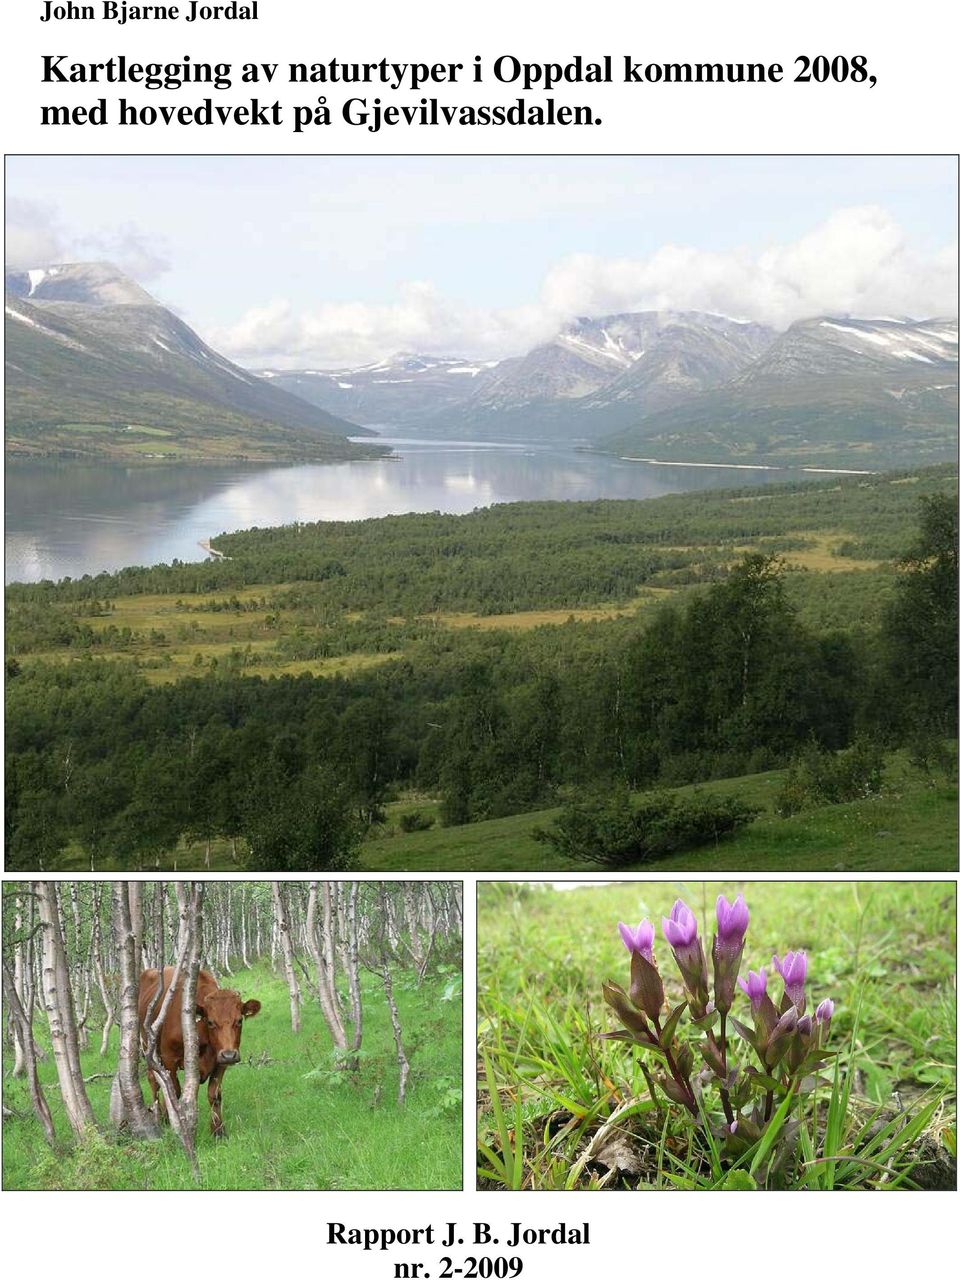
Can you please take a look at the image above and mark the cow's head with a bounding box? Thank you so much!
[197,988,261,1066]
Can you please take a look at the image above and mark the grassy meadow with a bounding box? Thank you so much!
[35,751,956,874]
[365,752,957,873]
[10,466,956,685]
[3,962,462,1191]
[477,881,957,1190]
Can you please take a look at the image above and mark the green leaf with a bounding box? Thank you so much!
[749,1082,797,1180]
[721,1169,758,1190]
[747,1071,782,1092]
[729,1016,758,1049]
[659,999,688,1049]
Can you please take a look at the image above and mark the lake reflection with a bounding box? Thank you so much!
[5,438,794,584]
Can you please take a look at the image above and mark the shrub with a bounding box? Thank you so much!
[398,809,434,833]
[776,738,885,816]
[534,788,759,867]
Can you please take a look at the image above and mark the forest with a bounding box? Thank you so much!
[5,466,957,871]
[2,879,462,1190]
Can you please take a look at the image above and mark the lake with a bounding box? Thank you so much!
[5,437,803,584]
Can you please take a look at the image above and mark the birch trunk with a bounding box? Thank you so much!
[128,882,143,977]
[272,882,301,1033]
[344,882,363,1052]
[380,962,410,1105]
[175,882,204,1179]
[2,955,56,1146]
[91,888,116,1056]
[109,882,160,1138]
[11,896,28,1077]
[36,881,97,1139]
[306,881,349,1055]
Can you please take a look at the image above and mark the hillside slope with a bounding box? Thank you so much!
[600,316,959,466]
[430,312,776,437]
[259,353,500,427]
[5,263,380,463]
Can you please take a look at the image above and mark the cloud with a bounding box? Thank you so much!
[5,197,169,281]
[5,198,66,268]
[80,222,170,282]
[210,206,957,369]
[212,281,551,368]
[541,207,958,329]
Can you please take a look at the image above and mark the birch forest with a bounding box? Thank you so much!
[2,879,463,1191]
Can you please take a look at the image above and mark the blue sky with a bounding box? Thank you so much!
[6,155,957,366]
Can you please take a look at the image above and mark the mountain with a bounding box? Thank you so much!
[256,313,776,440]
[258,353,501,428]
[5,263,381,464]
[420,312,777,438]
[599,316,959,467]
[5,261,157,307]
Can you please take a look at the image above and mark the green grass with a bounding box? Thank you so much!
[40,755,955,874]
[477,881,956,1190]
[363,755,958,872]
[3,962,462,1190]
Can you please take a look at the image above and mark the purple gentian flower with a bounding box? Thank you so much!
[619,920,655,963]
[662,899,709,1018]
[815,998,835,1025]
[796,1014,813,1037]
[662,899,698,950]
[737,968,767,1010]
[773,951,808,1010]
[716,894,749,946]
[712,894,749,1014]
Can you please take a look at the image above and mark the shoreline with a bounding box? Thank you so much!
[619,455,877,476]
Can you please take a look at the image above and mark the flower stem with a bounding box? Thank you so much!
[712,1013,735,1125]
[653,1016,698,1116]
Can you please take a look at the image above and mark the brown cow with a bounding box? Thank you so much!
[138,966,261,1138]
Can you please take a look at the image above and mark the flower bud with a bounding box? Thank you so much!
[815,997,834,1044]
[716,893,749,945]
[815,998,834,1025]
[712,894,748,1014]
[737,967,767,1009]
[601,980,653,1041]
[764,1005,798,1069]
[662,899,710,1017]
[628,949,665,1022]
[619,920,655,962]
[773,950,808,1013]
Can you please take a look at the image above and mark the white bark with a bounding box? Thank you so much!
[36,881,97,1139]
[109,882,159,1139]
[2,955,56,1146]
[272,882,301,1033]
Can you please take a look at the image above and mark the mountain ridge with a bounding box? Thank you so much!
[598,315,958,467]
[5,263,381,464]
[260,310,957,465]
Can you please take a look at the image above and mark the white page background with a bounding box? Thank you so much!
[1,0,957,1272]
